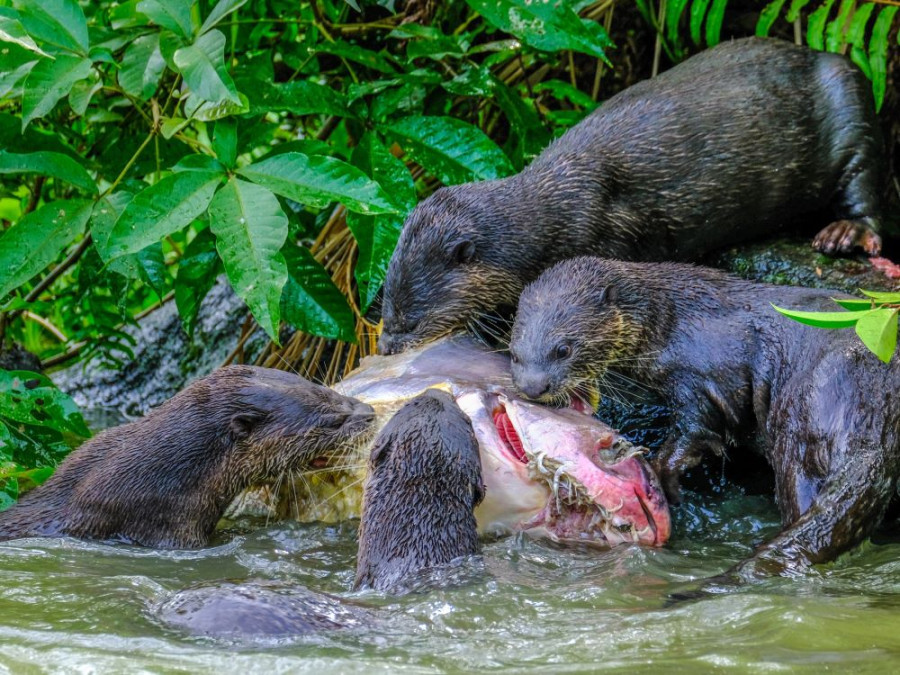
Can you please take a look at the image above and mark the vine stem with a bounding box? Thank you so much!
[652,0,666,78]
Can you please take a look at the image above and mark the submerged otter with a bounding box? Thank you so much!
[0,366,374,549]
[158,390,484,640]
[355,389,484,592]
[379,37,884,355]
[508,257,900,577]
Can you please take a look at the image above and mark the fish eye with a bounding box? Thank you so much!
[555,344,571,360]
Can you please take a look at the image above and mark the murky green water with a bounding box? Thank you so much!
[3,484,900,673]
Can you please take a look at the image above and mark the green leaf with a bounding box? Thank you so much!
[384,115,515,185]
[833,298,877,310]
[705,0,728,46]
[68,74,101,115]
[0,370,91,437]
[237,153,400,216]
[118,33,167,100]
[0,47,38,99]
[174,228,221,337]
[756,0,786,37]
[855,308,898,363]
[137,0,194,38]
[0,199,92,299]
[786,0,813,21]
[772,304,871,328]
[184,92,249,120]
[200,0,249,34]
[14,0,89,55]
[348,133,415,312]
[208,178,288,341]
[0,14,50,57]
[0,150,96,194]
[826,0,855,52]
[173,29,240,104]
[106,170,223,259]
[807,0,836,50]
[666,0,690,49]
[281,244,356,343]
[20,55,92,129]
[860,289,900,303]
[466,0,612,62]
[846,3,875,47]
[238,79,352,118]
[869,5,897,113]
[90,191,165,285]
[212,119,237,168]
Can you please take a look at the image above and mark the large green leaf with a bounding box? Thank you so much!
[237,153,400,215]
[200,0,249,34]
[105,170,223,259]
[20,55,92,129]
[0,150,96,194]
[281,245,356,343]
[118,33,167,100]
[208,178,288,341]
[826,0,855,52]
[173,29,240,104]
[238,79,352,118]
[705,0,728,46]
[870,5,898,113]
[14,0,88,55]
[0,45,38,99]
[466,0,612,62]
[136,0,194,38]
[384,115,515,185]
[347,133,416,312]
[860,289,900,303]
[855,307,898,363]
[0,14,50,57]
[0,199,92,299]
[0,371,91,437]
[772,304,871,328]
[174,228,221,337]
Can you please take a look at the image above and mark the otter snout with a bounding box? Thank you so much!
[377,332,416,356]
[516,369,551,400]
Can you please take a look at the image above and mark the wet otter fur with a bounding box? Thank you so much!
[354,389,484,592]
[379,36,884,355]
[0,366,374,549]
[509,257,900,577]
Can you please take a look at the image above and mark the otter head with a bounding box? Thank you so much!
[221,366,375,482]
[354,389,484,592]
[509,258,643,405]
[378,187,523,355]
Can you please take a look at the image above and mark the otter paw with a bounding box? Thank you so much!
[812,220,882,256]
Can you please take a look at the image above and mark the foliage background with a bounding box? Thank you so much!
[0,0,897,500]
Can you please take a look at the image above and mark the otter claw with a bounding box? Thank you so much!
[607,498,625,513]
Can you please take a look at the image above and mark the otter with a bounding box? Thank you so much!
[355,388,484,592]
[0,366,374,549]
[378,37,884,355]
[157,389,484,640]
[508,257,900,578]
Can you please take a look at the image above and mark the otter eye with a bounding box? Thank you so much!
[510,353,519,365]
[449,240,475,265]
[555,344,571,360]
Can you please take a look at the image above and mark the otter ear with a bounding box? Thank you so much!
[597,284,618,304]
[230,412,263,440]
[368,436,391,468]
[448,239,476,265]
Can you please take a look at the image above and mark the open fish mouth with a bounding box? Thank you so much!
[488,395,671,547]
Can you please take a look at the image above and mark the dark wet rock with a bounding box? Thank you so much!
[52,278,267,425]
[708,236,900,293]
[0,344,42,373]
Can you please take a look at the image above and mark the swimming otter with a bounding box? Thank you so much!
[157,389,484,640]
[508,257,900,577]
[354,388,484,592]
[378,37,884,355]
[0,366,374,548]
